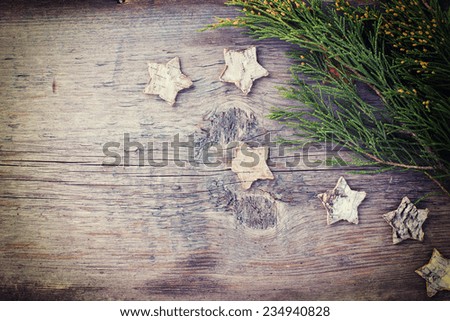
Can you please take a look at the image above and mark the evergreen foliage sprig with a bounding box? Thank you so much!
[206,0,450,196]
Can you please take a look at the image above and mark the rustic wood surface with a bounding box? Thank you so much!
[0,0,449,300]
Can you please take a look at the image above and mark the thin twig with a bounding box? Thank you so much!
[363,152,434,170]
[344,65,384,99]
[424,171,450,198]
[365,153,449,197]
[421,0,432,11]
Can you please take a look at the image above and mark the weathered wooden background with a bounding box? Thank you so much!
[0,0,449,300]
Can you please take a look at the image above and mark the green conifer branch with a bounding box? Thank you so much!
[205,0,450,196]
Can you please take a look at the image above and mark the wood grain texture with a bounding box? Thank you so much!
[0,0,449,300]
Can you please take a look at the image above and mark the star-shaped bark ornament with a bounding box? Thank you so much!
[231,143,274,190]
[416,249,450,297]
[382,196,429,244]
[144,57,193,106]
[219,46,269,95]
[318,177,366,225]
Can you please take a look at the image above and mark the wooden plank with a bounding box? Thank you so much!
[0,0,449,300]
